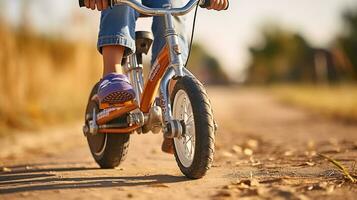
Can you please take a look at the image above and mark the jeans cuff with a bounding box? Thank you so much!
[97,35,136,57]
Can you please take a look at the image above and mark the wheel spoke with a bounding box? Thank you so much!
[185,115,194,125]
[185,135,193,143]
[173,89,196,168]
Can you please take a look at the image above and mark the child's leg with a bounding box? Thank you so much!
[98,5,138,76]
[96,5,138,104]
[142,0,189,64]
[102,46,125,76]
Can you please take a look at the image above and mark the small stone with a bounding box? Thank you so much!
[244,148,253,156]
[250,179,260,187]
[213,190,232,197]
[1,167,11,172]
[222,151,234,158]
[326,185,334,194]
[222,184,234,190]
[305,151,317,156]
[249,157,262,166]
[307,140,315,149]
[231,145,242,154]
[318,182,328,188]
[247,139,259,149]
[251,161,262,167]
[284,151,293,156]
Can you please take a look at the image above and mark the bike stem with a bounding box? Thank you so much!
[160,4,185,123]
[158,5,190,137]
[164,4,185,78]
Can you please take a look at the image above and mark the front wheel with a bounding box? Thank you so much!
[171,76,215,179]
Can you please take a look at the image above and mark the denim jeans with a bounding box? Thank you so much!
[98,0,189,64]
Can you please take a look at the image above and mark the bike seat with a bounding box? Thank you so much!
[135,31,153,55]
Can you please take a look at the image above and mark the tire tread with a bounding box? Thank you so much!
[172,76,215,179]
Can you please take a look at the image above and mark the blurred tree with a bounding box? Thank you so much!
[334,7,357,80]
[246,24,345,84]
[247,25,316,84]
[187,43,230,85]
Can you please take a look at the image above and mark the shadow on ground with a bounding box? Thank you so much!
[0,163,189,194]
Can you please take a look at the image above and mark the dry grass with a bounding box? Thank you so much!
[0,21,102,134]
[318,154,356,183]
[272,84,357,122]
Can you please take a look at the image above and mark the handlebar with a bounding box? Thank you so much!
[79,0,229,16]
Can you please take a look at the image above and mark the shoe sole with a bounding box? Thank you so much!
[101,91,135,104]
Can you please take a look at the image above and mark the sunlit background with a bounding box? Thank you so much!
[1,0,357,133]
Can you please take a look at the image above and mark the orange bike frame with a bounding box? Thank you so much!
[140,45,170,113]
[96,12,187,133]
[96,45,171,126]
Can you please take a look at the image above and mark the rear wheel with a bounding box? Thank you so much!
[84,83,130,168]
[171,76,215,179]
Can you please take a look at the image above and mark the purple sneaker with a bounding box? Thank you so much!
[97,73,135,104]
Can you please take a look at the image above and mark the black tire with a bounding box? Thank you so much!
[84,83,130,169]
[171,76,215,179]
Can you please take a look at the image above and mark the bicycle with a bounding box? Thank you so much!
[80,0,228,179]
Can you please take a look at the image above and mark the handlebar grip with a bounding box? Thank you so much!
[79,0,114,8]
[225,0,229,10]
[199,0,229,10]
[199,0,211,8]
[79,0,85,7]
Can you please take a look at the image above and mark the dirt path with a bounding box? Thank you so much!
[1,87,356,200]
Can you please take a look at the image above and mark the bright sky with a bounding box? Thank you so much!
[3,0,357,80]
